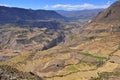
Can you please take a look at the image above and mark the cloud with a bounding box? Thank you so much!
[0,4,9,7]
[107,1,112,5]
[44,2,111,10]
[44,5,49,8]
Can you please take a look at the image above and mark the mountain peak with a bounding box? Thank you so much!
[92,1,120,23]
[84,1,120,31]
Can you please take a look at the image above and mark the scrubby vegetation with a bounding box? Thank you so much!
[82,52,106,60]
[66,65,78,71]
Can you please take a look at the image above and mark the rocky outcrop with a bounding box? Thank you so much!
[0,65,43,80]
[42,33,65,50]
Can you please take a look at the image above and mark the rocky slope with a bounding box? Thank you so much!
[92,1,120,23]
[0,65,43,80]
[0,24,66,62]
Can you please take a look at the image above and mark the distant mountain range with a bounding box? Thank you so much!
[0,6,66,24]
[0,6,103,29]
[56,9,103,20]
[0,6,104,25]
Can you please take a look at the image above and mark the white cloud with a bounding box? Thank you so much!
[107,1,111,5]
[44,5,49,8]
[44,2,110,10]
[0,4,9,7]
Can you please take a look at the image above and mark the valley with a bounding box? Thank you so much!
[0,1,120,80]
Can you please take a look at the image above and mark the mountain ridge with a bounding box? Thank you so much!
[92,1,120,23]
[56,9,103,21]
[0,6,66,24]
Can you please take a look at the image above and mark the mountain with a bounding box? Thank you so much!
[0,6,66,25]
[84,1,120,31]
[56,9,103,21]
[76,1,120,58]
[92,1,120,23]
[74,1,120,80]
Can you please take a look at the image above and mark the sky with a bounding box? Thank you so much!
[0,0,117,10]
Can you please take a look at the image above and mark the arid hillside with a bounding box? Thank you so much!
[0,1,120,80]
